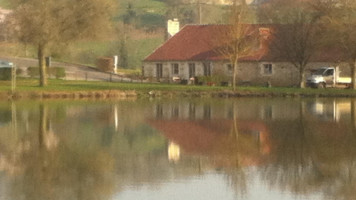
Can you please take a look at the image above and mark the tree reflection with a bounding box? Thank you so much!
[6,103,116,200]
[259,99,356,200]
[4,99,356,199]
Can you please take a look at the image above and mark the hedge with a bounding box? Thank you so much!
[27,67,66,79]
[0,68,11,80]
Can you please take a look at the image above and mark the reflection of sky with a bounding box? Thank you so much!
[114,171,323,200]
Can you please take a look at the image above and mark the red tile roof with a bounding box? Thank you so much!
[144,24,268,62]
[144,24,347,63]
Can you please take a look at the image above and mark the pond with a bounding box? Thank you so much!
[0,98,355,200]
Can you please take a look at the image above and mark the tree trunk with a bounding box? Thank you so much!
[299,66,306,88]
[233,57,238,91]
[38,44,47,87]
[352,61,356,89]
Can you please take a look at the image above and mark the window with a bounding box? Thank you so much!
[262,63,273,75]
[171,106,179,118]
[203,63,211,76]
[189,103,195,119]
[260,105,273,120]
[189,63,196,78]
[227,64,233,72]
[156,63,163,78]
[203,105,211,119]
[171,63,179,75]
[156,104,163,119]
[325,69,333,76]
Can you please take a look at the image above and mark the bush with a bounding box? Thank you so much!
[53,67,66,79]
[16,68,24,76]
[0,68,11,80]
[197,75,230,86]
[27,67,66,79]
[28,67,39,78]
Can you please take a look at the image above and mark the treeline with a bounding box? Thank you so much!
[119,0,231,31]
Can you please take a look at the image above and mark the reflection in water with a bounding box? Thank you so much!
[168,142,180,163]
[0,99,356,199]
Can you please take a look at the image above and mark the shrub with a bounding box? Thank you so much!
[197,75,230,86]
[16,68,23,76]
[27,67,39,78]
[0,68,12,80]
[27,67,65,79]
[53,67,66,79]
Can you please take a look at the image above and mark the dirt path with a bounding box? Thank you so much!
[0,56,134,82]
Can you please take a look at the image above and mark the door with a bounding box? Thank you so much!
[203,62,211,76]
[156,63,163,80]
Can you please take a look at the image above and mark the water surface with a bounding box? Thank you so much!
[0,98,355,200]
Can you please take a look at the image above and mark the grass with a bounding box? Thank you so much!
[0,0,11,9]
[118,0,167,16]
[0,78,224,92]
[3,78,356,98]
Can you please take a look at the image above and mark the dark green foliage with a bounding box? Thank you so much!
[54,67,66,79]
[119,40,129,69]
[123,3,137,25]
[27,67,39,78]
[0,68,11,80]
[27,67,66,79]
[139,13,165,30]
[0,109,11,125]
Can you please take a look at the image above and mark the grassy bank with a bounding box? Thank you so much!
[2,79,356,100]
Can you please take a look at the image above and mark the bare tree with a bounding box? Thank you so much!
[261,0,325,88]
[11,0,114,86]
[213,0,258,90]
[325,0,356,89]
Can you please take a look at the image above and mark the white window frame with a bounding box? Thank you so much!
[171,63,179,75]
[189,63,196,78]
[226,64,233,72]
[261,63,273,75]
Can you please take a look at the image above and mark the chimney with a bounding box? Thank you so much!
[258,27,271,48]
[259,27,271,39]
[167,18,180,39]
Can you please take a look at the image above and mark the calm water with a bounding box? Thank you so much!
[0,98,355,200]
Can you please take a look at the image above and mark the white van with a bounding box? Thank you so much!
[0,60,13,68]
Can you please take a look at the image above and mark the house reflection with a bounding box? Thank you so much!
[168,142,180,163]
[149,102,272,168]
[153,103,216,121]
[305,99,351,122]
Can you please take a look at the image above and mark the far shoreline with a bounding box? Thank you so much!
[2,79,356,101]
[2,88,356,101]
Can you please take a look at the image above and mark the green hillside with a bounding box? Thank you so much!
[0,0,232,69]
[0,0,11,8]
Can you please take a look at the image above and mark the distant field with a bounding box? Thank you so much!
[118,0,167,15]
[59,36,164,69]
[2,79,356,100]
[0,35,164,69]
[0,0,10,8]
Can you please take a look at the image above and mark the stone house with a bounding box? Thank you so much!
[142,24,347,87]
